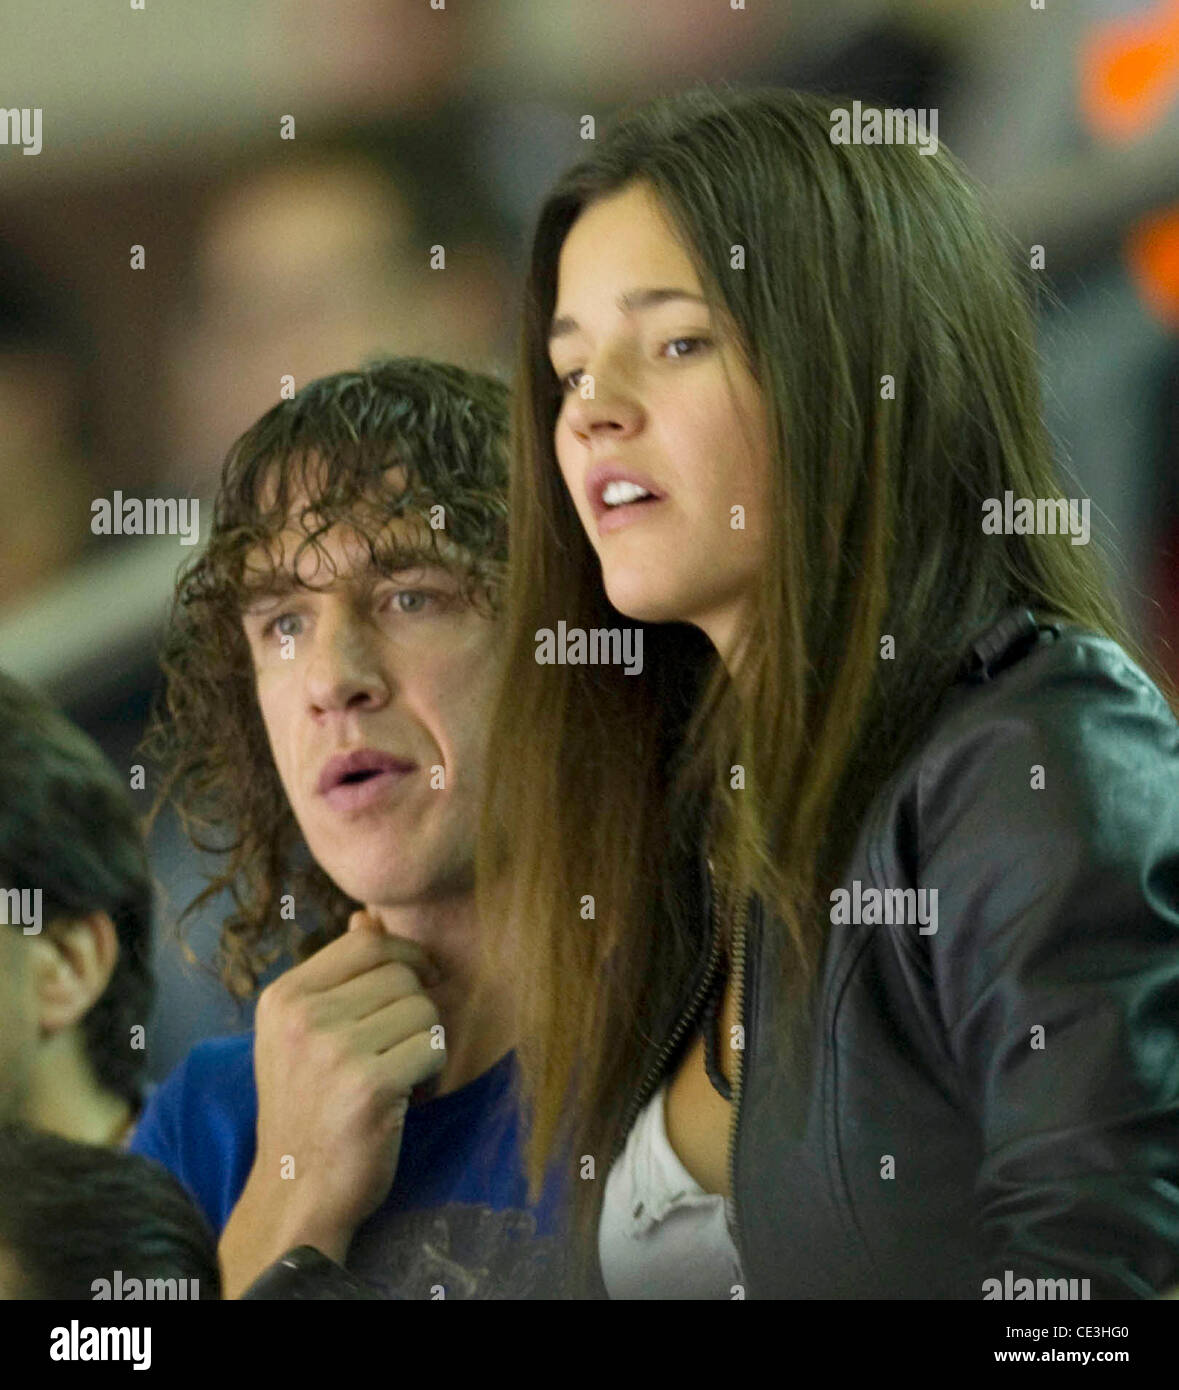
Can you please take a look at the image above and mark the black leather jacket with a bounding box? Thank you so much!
[623,606,1179,1299]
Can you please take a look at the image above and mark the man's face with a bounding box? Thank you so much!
[240,500,501,908]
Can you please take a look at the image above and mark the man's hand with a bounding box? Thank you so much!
[218,910,445,1298]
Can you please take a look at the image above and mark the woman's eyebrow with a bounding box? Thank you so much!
[548,287,708,343]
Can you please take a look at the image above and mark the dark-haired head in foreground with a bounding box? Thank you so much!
[0,1123,219,1299]
[0,671,154,1148]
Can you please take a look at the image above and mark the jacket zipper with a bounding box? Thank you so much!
[609,859,725,1168]
[607,859,754,1289]
[726,892,753,1287]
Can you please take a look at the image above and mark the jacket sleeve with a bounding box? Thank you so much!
[918,640,1179,1298]
[239,1246,392,1300]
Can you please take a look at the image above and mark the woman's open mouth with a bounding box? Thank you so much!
[586,466,667,534]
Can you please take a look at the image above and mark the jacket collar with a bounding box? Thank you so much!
[959,606,1052,683]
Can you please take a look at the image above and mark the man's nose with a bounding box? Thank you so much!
[304,611,390,717]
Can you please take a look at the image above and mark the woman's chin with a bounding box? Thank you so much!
[602,576,688,626]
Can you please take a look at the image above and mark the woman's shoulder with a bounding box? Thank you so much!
[875,614,1179,1040]
[869,610,1179,902]
[924,612,1176,777]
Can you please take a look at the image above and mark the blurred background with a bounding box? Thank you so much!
[1,0,1177,1081]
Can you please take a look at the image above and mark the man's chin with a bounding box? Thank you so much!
[307,825,473,909]
[325,871,423,912]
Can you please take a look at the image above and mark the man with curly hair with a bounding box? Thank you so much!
[130,359,569,1299]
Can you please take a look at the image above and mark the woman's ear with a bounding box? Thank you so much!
[28,911,119,1035]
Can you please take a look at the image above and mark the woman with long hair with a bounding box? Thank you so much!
[478,85,1179,1298]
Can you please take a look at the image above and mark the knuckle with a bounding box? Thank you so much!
[396,992,439,1035]
[256,977,282,1014]
[279,995,326,1051]
[340,1057,383,1114]
[255,979,289,1033]
[388,962,423,996]
[382,936,425,968]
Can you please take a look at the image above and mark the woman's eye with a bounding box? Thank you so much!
[553,337,711,395]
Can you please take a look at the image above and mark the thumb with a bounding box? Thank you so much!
[347,908,379,933]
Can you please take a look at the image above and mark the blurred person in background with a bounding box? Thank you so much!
[0,670,154,1150]
[132,359,570,1300]
[0,245,96,610]
[162,147,511,497]
[0,1122,219,1303]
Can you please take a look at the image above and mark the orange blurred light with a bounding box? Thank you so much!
[1079,0,1179,143]
[1126,205,1179,330]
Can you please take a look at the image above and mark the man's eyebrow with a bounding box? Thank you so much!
[371,542,466,575]
[548,288,709,344]
[238,546,462,610]
[239,572,301,610]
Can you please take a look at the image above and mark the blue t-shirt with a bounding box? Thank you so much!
[130,1034,571,1298]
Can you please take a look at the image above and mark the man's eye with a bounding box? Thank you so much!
[264,612,302,639]
[388,589,437,615]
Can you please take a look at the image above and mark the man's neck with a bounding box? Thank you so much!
[368,893,516,1097]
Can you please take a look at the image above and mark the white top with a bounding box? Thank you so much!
[598,1080,746,1299]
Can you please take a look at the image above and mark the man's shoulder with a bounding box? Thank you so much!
[130,1031,256,1149]
[176,1031,256,1076]
[154,1031,256,1102]
[128,1031,259,1231]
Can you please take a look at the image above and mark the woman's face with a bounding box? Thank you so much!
[549,180,770,659]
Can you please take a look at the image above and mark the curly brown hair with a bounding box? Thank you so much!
[142,358,510,999]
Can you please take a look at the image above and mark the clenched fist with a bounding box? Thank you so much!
[219,909,446,1297]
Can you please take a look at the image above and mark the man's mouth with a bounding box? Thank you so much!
[317,749,417,813]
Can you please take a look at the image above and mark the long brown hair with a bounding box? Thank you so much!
[477,84,1174,1281]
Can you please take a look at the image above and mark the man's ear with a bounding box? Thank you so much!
[28,911,119,1035]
